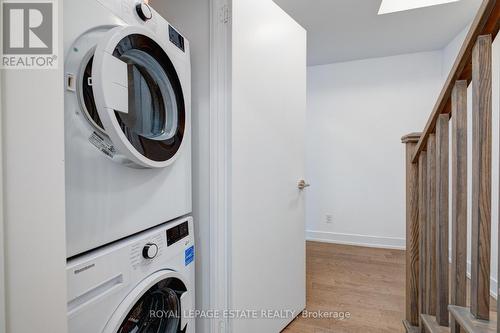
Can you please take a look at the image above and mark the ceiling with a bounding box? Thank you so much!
[273,0,482,66]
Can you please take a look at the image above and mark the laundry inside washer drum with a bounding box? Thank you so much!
[118,278,185,333]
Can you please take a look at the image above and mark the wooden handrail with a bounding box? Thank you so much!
[411,0,499,163]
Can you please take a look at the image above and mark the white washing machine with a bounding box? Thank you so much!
[64,0,192,257]
[67,216,195,333]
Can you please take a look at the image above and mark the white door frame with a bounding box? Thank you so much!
[209,0,232,332]
[0,58,6,333]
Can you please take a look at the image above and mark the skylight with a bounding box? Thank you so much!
[378,0,461,15]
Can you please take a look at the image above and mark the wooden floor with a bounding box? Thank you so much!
[282,241,406,333]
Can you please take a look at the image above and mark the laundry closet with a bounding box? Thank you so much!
[0,1,307,332]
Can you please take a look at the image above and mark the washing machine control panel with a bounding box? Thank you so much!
[142,243,159,259]
[130,233,164,269]
[166,221,189,246]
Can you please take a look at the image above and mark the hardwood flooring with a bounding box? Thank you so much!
[282,241,406,333]
[282,241,498,332]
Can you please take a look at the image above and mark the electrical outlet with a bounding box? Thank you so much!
[325,214,333,224]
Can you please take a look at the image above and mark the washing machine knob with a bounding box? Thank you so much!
[136,2,153,21]
[142,243,158,259]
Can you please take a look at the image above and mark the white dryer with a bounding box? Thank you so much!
[67,217,195,333]
[64,0,192,257]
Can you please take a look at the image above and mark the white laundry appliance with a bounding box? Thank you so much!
[64,0,192,257]
[67,217,195,333]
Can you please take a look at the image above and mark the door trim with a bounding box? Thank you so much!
[209,0,232,332]
[0,55,6,333]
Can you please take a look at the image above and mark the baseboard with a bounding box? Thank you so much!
[457,258,497,300]
[306,230,406,250]
[447,254,498,300]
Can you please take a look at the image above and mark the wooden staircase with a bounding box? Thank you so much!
[402,1,500,332]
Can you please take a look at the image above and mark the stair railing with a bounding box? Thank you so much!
[402,1,499,332]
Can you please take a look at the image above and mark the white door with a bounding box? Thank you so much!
[230,0,307,332]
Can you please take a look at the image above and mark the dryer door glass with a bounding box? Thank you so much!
[93,28,186,168]
[117,277,186,333]
[112,34,185,162]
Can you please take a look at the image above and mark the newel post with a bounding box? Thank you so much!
[402,132,422,329]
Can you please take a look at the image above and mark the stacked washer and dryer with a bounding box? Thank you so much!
[64,0,194,332]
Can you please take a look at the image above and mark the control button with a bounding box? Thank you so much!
[136,2,152,21]
[142,243,158,259]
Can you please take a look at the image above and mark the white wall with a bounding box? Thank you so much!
[306,51,444,248]
[0,2,67,332]
[442,24,470,77]
[149,1,211,332]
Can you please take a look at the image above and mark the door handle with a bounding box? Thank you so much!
[298,180,310,190]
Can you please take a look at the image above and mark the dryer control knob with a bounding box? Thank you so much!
[136,2,152,21]
[142,243,158,259]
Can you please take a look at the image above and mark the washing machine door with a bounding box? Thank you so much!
[103,270,192,333]
[92,25,186,168]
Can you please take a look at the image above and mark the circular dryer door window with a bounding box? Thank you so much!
[92,26,186,169]
[104,271,191,333]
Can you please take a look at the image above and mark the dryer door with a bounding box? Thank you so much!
[103,270,192,333]
[92,25,186,168]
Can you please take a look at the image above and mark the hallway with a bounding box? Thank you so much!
[284,242,405,333]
